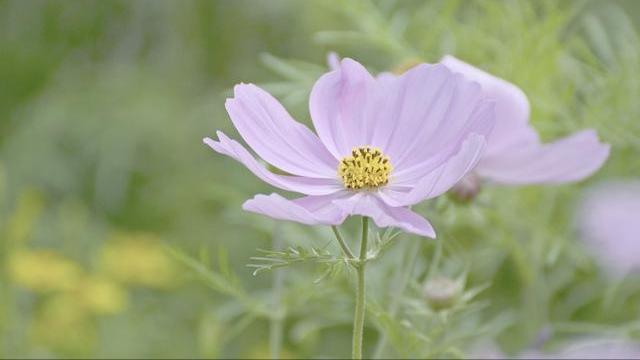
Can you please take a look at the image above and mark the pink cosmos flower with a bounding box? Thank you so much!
[578,181,640,277]
[520,338,640,359]
[470,338,640,359]
[440,55,609,187]
[548,338,640,359]
[204,58,495,237]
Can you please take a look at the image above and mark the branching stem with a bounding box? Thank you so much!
[332,225,355,259]
[352,217,369,359]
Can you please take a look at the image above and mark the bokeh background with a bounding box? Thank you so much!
[1,0,639,358]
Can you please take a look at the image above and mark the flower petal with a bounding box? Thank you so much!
[380,134,487,207]
[376,64,488,170]
[204,132,342,195]
[309,58,376,158]
[333,194,436,238]
[242,193,348,225]
[440,55,534,156]
[476,130,610,184]
[326,52,340,71]
[578,181,640,277]
[226,83,337,178]
[310,58,493,176]
[391,98,495,185]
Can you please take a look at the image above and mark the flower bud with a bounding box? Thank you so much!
[423,276,462,311]
[449,172,481,203]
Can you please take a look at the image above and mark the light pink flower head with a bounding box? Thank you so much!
[440,55,609,186]
[522,338,640,359]
[204,58,496,237]
[550,338,640,359]
[578,181,640,277]
[469,338,640,359]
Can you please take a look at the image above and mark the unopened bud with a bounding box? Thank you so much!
[423,276,462,311]
[449,172,481,203]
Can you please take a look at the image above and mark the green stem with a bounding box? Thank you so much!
[332,225,355,259]
[269,309,283,360]
[602,276,623,311]
[352,217,369,359]
[426,235,443,281]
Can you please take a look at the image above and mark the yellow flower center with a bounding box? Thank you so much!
[338,146,393,190]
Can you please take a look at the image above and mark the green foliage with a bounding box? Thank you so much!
[248,246,346,277]
[0,0,639,358]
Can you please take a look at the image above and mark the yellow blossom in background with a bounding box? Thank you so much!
[8,250,83,292]
[30,293,96,356]
[15,252,127,355]
[245,343,297,359]
[100,232,178,289]
[76,276,128,315]
[4,189,44,245]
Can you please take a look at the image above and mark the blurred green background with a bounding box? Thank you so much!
[1,0,639,358]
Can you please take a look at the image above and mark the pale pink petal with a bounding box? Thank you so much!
[380,134,487,207]
[333,194,436,238]
[391,99,495,185]
[309,58,376,158]
[363,64,494,196]
[477,130,610,185]
[375,71,396,83]
[310,58,494,183]
[242,191,435,237]
[555,339,640,359]
[370,64,454,162]
[226,83,337,178]
[326,52,340,71]
[440,55,535,156]
[204,132,342,196]
[242,193,348,225]
[441,55,609,186]
[578,181,640,277]
[524,338,640,359]
[382,66,488,170]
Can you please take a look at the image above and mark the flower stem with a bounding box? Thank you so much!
[332,225,355,259]
[352,217,369,359]
[269,304,284,360]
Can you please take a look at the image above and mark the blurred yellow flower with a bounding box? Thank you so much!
[100,232,178,289]
[245,343,297,359]
[30,293,95,356]
[5,189,44,245]
[77,276,128,315]
[8,249,83,292]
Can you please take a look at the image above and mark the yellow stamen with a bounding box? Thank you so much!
[338,146,393,190]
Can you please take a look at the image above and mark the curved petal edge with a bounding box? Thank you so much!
[203,132,343,196]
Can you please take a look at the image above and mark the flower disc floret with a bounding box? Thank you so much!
[339,146,392,190]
